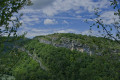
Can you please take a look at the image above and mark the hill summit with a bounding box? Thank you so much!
[34,33,120,55]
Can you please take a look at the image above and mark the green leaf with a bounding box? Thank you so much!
[97,25,99,28]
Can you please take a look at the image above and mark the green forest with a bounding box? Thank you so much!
[0,33,120,80]
[0,0,120,80]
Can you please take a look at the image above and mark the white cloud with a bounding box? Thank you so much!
[19,14,41,26]
[18,26,80,38]
[18,0,111,25]
[81,30,101,37]
[85,11,120,25]
[16,0,114,38]
[63,20,69,24]
[100,11,120,24]
[41,0,109,16]
[44,19,58,25]
[57,29,77,33]
[18,26,102,38]
[31,0,55,9]
[22,16,39,22]
[23,0,109,17]
[86,11,120,25]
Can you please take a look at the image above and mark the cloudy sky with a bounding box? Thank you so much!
[16,0,118,38]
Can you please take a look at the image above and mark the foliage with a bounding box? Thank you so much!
[0,0,120,79]
[88,0,120,43]
[0,0,32,52]
[0,0,31,36]
[0,33,120,80]
[23,37,120,80]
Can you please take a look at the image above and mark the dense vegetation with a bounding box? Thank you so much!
[0,33,120,80]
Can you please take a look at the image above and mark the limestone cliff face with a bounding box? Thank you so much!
[34,33,120,54]
[37,37,95,54]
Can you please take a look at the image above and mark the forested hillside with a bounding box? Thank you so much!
[35,33,120,55]
[0,33,120,80]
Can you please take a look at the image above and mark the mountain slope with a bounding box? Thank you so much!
[34,33,120,55]
[23,38,120,80]
[0,33,120,80]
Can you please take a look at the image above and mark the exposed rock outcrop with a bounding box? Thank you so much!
[35,34,120,55]
[37,37,95,54]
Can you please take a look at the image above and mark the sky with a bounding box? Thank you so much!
[15,0,119,38]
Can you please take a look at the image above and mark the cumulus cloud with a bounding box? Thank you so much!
[31,0,55,9]
[23,0,109,16]
[18,0,111,25]
[41,0,109,16]
[100,11,120,24]
[87,11,120,25]
[16,0,114,38]
[44,19,58,25]
[20,15,40,26]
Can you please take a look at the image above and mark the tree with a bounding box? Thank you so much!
[89,0,120,44]
[0,0,32,77]
[0,0,33,50]
[0,0,32,37]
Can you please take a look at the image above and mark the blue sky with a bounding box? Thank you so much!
[15,0,119,38]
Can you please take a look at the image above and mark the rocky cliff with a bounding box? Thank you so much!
[34,33,120,55]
